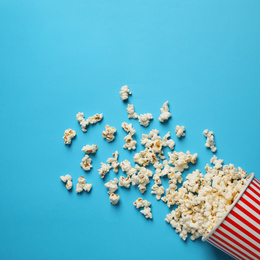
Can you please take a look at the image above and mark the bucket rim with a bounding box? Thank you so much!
[202,172,255,242]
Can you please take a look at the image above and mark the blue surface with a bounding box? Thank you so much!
[0,1,260,259]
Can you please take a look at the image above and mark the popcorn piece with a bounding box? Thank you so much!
[121,122,136,136]
[81,144,98,154]
[63,129,76,145]
[120,160,137,176]
[76,112,89,132]
[80,155,92,171]
[75,176,92,193]
[162,132,175,150]
[203,129,217,152]
[105,178,118,194]
[60,174,73,190]
[119,176,131,188]
[120,85,131,101]
[159,101,171,122]
[127,104,138,119]
[109,193,120,205]
[102,125,117,142]
[107,151,120,172]
[175,125,185,138]
[131,166,153,193]
[133,198,152,219]
[98,163,111,178]
[210,155,223,170]
[151,184,165,200]
[123,134,137,150]
[138,113,153,127]
[87,113,103,124]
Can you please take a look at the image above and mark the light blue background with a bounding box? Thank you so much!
[0,1,259,259]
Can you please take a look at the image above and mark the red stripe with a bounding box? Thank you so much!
[250,183,260,196]
[244,190,260,205]
[209,236,246,260]
[230,210,260,235]
[216,229,260,260]
[254,178,260,185]
[208,238,243,260]
[213,233,255,260]
[221,222,260,253]
[240,197,260,215]
[236,203,260,225]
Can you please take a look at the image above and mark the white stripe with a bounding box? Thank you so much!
[252,180,260,190]
[212,234,254,260]
[218,225,260,256]
[213,231,258,260]
[238,200,260,228]
[228,213,259,240]
[208,239,242,260]
[243,192,260,210]
[247,188,260,203]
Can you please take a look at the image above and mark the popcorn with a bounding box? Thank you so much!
[175,125,185,138]
[63,129,76,145]
[109,193,120,205]
[159,101,171,122]
[120,85,131,101]
[133,198,152,219]
[134,148,158,166]
[107,151,120,172]
[104,178,118,194]
[164,160,249,241]
[87,113,103,124]
[102,125,117,142]
[80,155,92,171]
[81,144,98,154]
[121,122,136,136]
[131,166,153,193]
[120,160,137,176]
[60,174,73,190]
[75,176,92,193]
[151,184,165,200]
[127,104,138,119]
[76,112,88,132]
[98,162,111,178]
[119,176,131,188]
[162,132,175,150]
[203,129,217,152]
[123,134,137,150]
[138,113,153,127]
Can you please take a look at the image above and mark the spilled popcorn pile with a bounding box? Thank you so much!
[60,85,250,241]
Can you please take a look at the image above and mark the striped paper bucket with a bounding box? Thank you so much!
[202,173,260,260]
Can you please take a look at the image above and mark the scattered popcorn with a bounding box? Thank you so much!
[63,129,76,145]
[109,193,120,205]
[159,101,171,122]
[87,113,103,124]
[107,151,120,172]
[120,85,131,101]
[131,166,153,193]
[75,176,92,193]
[119,176,131,188]
[80,155,92,171]
[175,125,185,138]
[133,198,152,219]
[127,104,138,119]
[105,178,118,194]
[164,160,249,241]
[120,160,137,176]
[81,144,98,154]
[162,132,175,150]
[76,112,88,132]
[151,184,165,200]
[203,129,217,152]
[138,113,153,127]
[98,162,111,178]
[60,174,73,190]
[121,122,136,136]
[123,134,137,150]
[102,125,117,142]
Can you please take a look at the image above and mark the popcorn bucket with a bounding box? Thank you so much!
[202,173,260,260]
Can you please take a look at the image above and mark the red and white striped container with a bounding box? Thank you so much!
[202,173,260,260]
